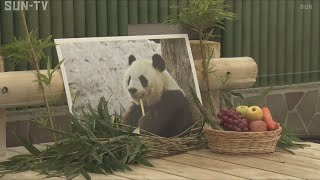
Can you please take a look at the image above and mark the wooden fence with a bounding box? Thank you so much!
[0,0,319,87]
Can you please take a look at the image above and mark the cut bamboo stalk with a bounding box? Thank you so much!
[195,57,258,91]
[0,70,66,108]
[0,56,6,156]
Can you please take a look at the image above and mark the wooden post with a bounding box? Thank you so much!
[0,56,6,156]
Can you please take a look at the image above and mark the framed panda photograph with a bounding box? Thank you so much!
[55,34,202,137]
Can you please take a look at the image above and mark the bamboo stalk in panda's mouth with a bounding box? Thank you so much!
[140,99,145,117]
[133,99,145,135]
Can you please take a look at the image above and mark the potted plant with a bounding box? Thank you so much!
[167,0,235,60]
[167,0,235,115]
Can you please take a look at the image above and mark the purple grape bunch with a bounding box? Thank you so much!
[217,108,249,132]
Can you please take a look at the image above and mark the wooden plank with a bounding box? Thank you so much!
[2,171,64,180]
[86,0,97,37]
[233,0,242,57]
[169,0,178,19]
[39,0,52,69]
[222,0,234,57]
[297,141,320,150]
[293,0,303,84]
[26,0,39,33]
[114,166,189,180]
[13,7,28,71]
[74,0,86,37]
[138,0,148,24]
[290,148,320,160]
[107,0,118,36]
[148,0,158,23]
[178,0,187,11]
[189,149,319,179]
[285,0,295,85]
[143,159,246,180]
[259,0,269,87]
[242,0,251,57]
[251,0,260,87]
[4,147,128,180]
[128,0,138,24]
[62,0,75,38]
[0,150,24,161]
[0,0,15,71]
[5,146,184,179]
[159,0,169,23]
[163,153,299,180]
[97,0,108,36]
[6,106,67,122]
[51,0,63,66]
[302,0,312,83]
[276,0,286,86]
[7,146,183,180]
[2,170,128,180]
[268,0,277,86]
[310,0,319,82]
[118,0,128,36]
[251,152,320,170]
[0,57,6,157]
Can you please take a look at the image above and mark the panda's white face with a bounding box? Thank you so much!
[123,55,165,106]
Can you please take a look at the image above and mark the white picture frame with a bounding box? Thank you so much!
[55,34,202,116]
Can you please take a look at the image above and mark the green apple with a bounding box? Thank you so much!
[246,106,263,121]
[236,105,249,117]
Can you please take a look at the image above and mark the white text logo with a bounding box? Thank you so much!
[4,1,49,11]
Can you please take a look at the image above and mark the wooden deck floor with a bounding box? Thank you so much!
[1,142,320,180]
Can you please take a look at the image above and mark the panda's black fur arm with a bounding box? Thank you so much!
[121,104,141,128]
[140,90,193,137]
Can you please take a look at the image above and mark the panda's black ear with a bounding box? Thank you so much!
[128,55,136,66]
[152,54,165,72]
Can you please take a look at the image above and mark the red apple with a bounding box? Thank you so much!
[249,120,268,132]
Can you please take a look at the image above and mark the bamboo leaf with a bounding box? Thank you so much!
[52,60,64,74]
[137,158,153,167]
[80,169,91,180]
[14,134,41,156]
[229,91,247,105]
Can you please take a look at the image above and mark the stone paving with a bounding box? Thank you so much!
[232,82,320,137]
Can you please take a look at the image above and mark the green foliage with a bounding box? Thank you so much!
[33,58,64,86]
[277,126,310,154]
[167,0,235,33]
[0,97,151,180]
[0,31,54,64]
[0,30,59,142]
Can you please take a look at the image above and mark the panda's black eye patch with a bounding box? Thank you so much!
[127,76,131,85]
[139,75,148,87]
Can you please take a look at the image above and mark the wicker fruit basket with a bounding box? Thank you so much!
[204,126,282,154]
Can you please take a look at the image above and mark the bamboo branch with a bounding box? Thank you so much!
[19,0,57,143]
[198,30,218,118]
[190,87,222,130]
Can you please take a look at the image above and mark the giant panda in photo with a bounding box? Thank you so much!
[121,54,194,137]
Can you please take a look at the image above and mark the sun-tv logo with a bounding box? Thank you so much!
[4,1,49,11]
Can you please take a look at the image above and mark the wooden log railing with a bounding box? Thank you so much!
[0,56,257,156]
[0,57,6,156]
